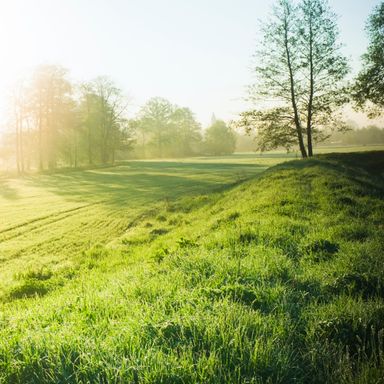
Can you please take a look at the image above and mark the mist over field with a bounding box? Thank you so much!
[0,1,383,383]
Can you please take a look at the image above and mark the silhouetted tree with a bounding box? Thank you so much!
[238,0,348,157]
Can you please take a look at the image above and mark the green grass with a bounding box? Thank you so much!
[0,155,278,294]
[0,151,383,383]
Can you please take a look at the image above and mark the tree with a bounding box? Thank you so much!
[138,97,174,158]
[353,2,384,117]
[4,66,132,171]
[238,0,348,157]
[204,120,236,155]
[79,82,97,165]
[92,77,128,164]
[10,80,28,174]
[79,77,129,164]
[171,107,202,157]
[135,98,202,158]
[7,65,75,171]
[29,65,74,169]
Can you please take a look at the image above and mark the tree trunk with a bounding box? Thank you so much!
[19,111,25,173]
[284,17,308,158]
[74,124,78,168]
[306,16,314,157]
[38,96,44,171]
[15,116,20,175]
[86,95,93,165]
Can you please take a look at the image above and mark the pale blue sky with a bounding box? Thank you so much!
[0,0,381,126]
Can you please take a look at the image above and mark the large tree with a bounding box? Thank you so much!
[238,0,348,157]
[353,2,384,117]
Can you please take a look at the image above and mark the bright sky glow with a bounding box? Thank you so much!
[0,0,381,128]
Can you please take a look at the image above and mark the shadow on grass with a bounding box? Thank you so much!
[0,178,19,200]
[24,161,269,207]
[269,151,384,197]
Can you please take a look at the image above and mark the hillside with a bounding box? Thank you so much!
[1,151,384,383]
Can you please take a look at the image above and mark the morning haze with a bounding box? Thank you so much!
[0,0,380,126]
[0,1,383,383]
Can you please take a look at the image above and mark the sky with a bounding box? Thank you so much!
[0,0,381,128]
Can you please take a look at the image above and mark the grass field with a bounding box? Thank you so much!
[0,148,384,383]
[0,154,284,297]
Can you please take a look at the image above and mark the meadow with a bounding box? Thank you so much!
[0,147,383,383]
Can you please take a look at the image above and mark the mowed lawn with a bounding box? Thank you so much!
[0,154,285,296]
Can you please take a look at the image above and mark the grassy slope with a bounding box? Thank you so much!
[0,151,384,383]
[0,157,277,296]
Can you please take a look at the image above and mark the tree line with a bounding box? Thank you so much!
[236,0,384,158]
[1,0,382,169]
[0,67,237,173]
[324,124,384,146]
[131,104,236,158]
[3,66,132,173]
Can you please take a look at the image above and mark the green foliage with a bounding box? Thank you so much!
[353,2,384,116]
[236,108,298,152]
[176,237,198,248]
[7,66,132,173]
[152,247,169,263]
[239,0,349,157]
[133,97,202,158]
[325,124,384,146]
[204,120,236,155]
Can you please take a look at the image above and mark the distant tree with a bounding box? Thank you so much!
[204,120,236,155]
[79,82,97,165]
[92,77,128,164]
[138,97,174,158]
[59,98,79,168]
[171,107,202,157]
[10,80,28,174]
[353,2,384,117]
[325,124,384,146]
[235,131,258,152]
[4,66,132,171]
[79,77,130,164]
[237,0,348,157]
[135,98,202,158]
[28,65,74,169]
[117,118,136,155]
[128,118,148,158]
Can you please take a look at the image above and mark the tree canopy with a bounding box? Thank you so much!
[237,0,348,157]
[3,69,207,171]
[353,2,384,117]
[204,120,236,156]
[6,65,132,172]
[132,97,202,158]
